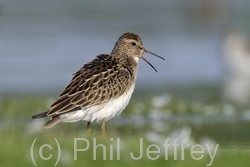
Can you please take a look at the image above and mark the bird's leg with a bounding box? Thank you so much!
[86,122,91,135]
[101,118,106,137]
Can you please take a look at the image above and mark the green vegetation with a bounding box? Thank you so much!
[0,92,250,166]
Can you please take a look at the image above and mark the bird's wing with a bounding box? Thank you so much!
[47,54,131,116]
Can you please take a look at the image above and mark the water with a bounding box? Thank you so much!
[3,0,250,93]
[1,1,250,158]
[0,0,250,164]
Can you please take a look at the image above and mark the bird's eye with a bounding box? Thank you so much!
[131,42,136,46]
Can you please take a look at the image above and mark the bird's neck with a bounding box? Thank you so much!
[111,52,139,78]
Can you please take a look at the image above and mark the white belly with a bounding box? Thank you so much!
[60,84,135,123]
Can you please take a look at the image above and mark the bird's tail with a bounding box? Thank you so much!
[32,111,62,128]
[42,116,62,129]
[31,111,49,119]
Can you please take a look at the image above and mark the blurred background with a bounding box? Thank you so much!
[0,0,232,93]
[1,0,250,166]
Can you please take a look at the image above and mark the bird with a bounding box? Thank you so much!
[222,29,250,104]
[31,32,165,135]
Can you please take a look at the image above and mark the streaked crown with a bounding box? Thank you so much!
[111,32,165,72]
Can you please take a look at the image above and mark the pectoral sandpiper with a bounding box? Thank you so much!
[32,32,165,135]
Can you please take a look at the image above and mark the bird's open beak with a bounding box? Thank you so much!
[141,48,165,72]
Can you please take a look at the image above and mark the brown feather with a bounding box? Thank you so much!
[43,116,62,129]
[46,54,133,117]
[31,32,164,129]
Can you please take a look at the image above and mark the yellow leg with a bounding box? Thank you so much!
[101,118,106,137]
[86,122,91,135]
